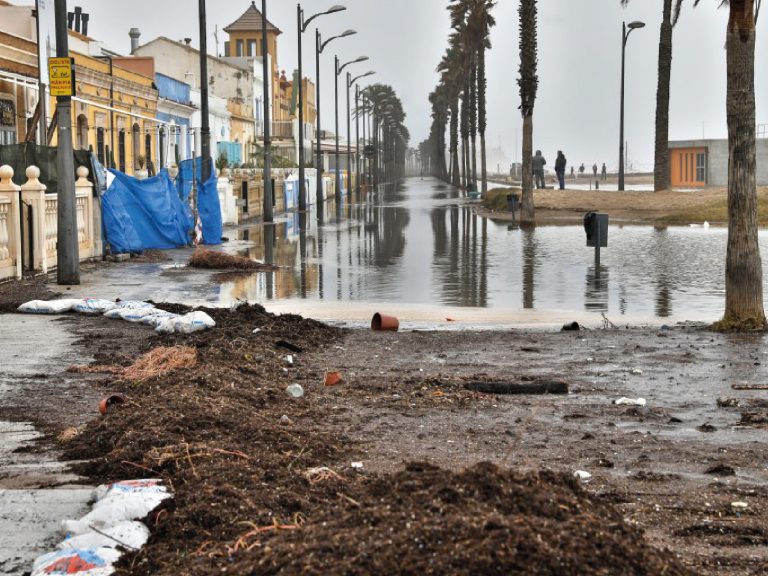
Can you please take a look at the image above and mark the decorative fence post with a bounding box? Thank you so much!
[74,167,94,260]
[21,166,48,274]
[0,165,22,280]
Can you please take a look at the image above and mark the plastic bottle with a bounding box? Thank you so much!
[286,384,304,398]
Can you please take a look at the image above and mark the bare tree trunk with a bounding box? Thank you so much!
[470,62,478,192]
[450,100,460,186]
[719,1,766,329]
[654,0,673,192]
[480,134,487,195]
[521,113,535,224]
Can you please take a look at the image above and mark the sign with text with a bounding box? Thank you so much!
[48,57,74,97]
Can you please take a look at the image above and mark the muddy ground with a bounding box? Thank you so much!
[1,287,766,574]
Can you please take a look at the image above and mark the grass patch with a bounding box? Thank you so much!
[484,188,521,212]
[661,188,768,225]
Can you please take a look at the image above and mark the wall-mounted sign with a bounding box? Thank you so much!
[48,57,75,97]
[0,97,15,128]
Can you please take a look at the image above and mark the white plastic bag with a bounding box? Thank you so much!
[73,299,118,315]
[94,479,168,501]
[140,311,178,327]
[63,492,170,535]
[614,397,647,407]
[58,521,149,551]
[155,311,216,334]
[18,299,82,314]
[105,308,160,323]
[31,548,121,576]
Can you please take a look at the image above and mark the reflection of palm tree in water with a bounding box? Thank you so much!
[522,227,536,309]
[653,226,673,318]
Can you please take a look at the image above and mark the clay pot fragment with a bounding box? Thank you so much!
[324,371,343,387]
[99,394,126,415]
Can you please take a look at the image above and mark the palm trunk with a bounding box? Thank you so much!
[478,45,488,195]
[654,0,673,192]
[719,1,766,329]
[450,99,460,186]
[521,113,535,224]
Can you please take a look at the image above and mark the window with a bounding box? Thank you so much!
[248,40,257,57]
[236,40,244,57]
[159,127,166,167]
[0,129,16,145]
[118,130,126,173]
[97,128,105,164]
[696,153,706,183]
[132,123,141,170]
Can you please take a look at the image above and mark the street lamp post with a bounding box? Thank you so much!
[349,72,374,197]
[335,55,368,202]
[298,4,346,213]
[315,29,356,209]
[619,20,645,191]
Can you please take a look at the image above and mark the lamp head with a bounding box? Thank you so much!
[628,21,645,30]
[354,56,369,64]
[340,29,356,37]
[326,5,346,14]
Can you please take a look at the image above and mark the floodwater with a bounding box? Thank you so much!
[214,177,748,325]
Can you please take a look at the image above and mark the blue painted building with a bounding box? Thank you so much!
[155,73,196,167]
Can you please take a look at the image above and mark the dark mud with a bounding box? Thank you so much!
[3,300,767,574]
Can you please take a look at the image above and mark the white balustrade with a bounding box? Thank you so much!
[0,165,22,280]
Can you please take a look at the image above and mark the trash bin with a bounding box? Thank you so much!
[506,194,519,213]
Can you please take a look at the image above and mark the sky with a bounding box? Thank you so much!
[23,0,768,172]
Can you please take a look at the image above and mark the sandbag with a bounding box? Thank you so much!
[31,548,121,576]
[58,521,150,551]
[155,311,216,334]
[73,299,118,315]
[104,308,159,323]
[114,301,155,310]
[18,299,82,314]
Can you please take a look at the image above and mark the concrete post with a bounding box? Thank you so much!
[20,166,48,273]
[0,165,22,279]
[75,167,94,259]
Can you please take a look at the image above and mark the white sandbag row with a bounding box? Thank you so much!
[17,299,215,334]
[31,479,172,576]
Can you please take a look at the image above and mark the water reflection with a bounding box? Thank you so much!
[214,177,761,321]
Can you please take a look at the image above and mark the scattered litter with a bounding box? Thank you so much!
[73,299,118,315]
[286,384,304,399]
[280,415,293,426]
[18,299,82,314]
[562,321,581,331]
[304,467,345,484]
[371,312,399,332]
[253,328,262,333]
[731,384,768,391]
[573,470,592,481]
[630,368,644,375]
[697,423,717,433]
[324,371,343,387]
[284,355,295,366]
[276,340,303,353]
[704,464,736,477]
[446,317,456,322]
[614,397,647,407]
[731,501,749,509]
[351,462,364,470]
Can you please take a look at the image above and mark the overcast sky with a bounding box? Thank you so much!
[29,0,768,171]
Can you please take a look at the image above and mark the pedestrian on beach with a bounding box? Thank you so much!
[601,163,607,181]
[579,163,585,179]
[570,166,575,178]
[592,163,598,178]
[532,150,547,189]
[555,150,567,190]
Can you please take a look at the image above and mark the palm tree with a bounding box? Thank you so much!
[621,0,686,192]
[705,0,766,329]
[518,0,538,224]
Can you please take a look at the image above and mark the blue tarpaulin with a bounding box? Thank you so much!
[176,158,223,245]
[102,169,193,254]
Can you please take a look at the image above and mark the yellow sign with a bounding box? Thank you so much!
[48,57,74,97]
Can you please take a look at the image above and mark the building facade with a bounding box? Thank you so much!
[669,139,768,188]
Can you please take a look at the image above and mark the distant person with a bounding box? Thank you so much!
[601,162,607,181]
[532,150,547,189]
[570,166,575,178]
[592,163,598,178]
[579,163,585,178]
[555,150,567,190]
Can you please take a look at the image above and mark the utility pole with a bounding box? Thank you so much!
[54,0,79,284]
[199,0,211,182]
[262,0,273,222]
[297,4,306,212]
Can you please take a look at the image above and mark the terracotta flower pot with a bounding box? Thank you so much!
[324,371,343,387]
[99,394,126,415]
[371,313,399,332]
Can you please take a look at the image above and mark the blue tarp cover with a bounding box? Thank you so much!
[177,158,223,245]
[102,169,193,254]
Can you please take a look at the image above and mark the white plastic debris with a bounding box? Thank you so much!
[18,299,82,314]
[574,470,592,481]
[155,311,216,334]
[614,397,647,407]
[94,479,168,501]
[630,368,644,375]
[114,301,155,310]
[284,355,294,366]
[253,328,262,334]
[58,521,149,551]
[73,299,118,315]
[286,384,304,398]
[731,501,749,509]
[31,548,121,576]
[351,462,364,469]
